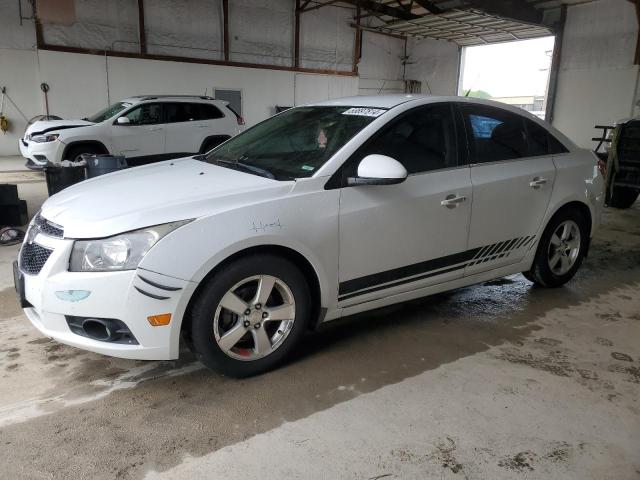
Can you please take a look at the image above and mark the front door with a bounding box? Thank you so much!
[112,102,165,163]
[458,103,556,275]
[337,104,473,306]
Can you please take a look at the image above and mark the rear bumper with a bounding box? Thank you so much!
[19,233,196,360]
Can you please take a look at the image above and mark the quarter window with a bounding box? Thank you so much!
[461,105,527,163]
[524,119,569,155]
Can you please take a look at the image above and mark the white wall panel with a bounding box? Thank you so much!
[0,49,40,155]
[42,0,139,53]
[300,5,354,71]
[405,37,460,96]
[552,0,640,148]
[145,0,223,60]
[230,0,293,66]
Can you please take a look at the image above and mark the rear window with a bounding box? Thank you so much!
[165,103,224,123]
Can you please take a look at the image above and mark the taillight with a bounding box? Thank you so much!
[237,115,245,126]
[597,158,607,177]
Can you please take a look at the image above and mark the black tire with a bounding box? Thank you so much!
[523,208,589,288]
[64,144,105,162]
[609,186,639,209]
[189,254,311,377]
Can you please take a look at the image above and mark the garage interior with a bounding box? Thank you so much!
[0,0,639,478]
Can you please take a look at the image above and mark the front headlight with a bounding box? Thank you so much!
[30,133,60,143]
[69,220,191,272]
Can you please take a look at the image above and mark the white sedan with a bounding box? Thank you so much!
[15,95,604,377]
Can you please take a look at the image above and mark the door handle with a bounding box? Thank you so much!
[441,194,467,208]
[196,125,209,128]
[147,127,163,132]
[529,177,548,188]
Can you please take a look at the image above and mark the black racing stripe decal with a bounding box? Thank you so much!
[134,286,170,300]
[338,248,481,297]
[138,275,182,291]
[338,264,466,302]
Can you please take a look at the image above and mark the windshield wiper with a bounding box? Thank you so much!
[207,157,275,179]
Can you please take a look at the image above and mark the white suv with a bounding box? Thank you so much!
[19,95,244,169]
[15,95,604,377]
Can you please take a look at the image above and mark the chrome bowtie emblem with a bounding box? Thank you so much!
[26,224,39,245]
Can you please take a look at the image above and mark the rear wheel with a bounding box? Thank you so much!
[523,209,589,288]
[609,186,639,209]
[189,254,311,377]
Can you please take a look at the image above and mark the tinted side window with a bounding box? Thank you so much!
[197,103,224,120]
[123,103,162,125]
[524,119,569,156]
[353,104,458,175]
[165,103,199,123]
[461,105,527,163]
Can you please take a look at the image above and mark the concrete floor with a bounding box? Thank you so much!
[0,157,639,479]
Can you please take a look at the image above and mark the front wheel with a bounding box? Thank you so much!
[523,209,589,288]
[189,254,311,377]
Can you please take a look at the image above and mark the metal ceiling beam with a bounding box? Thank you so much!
[413,0,446,14]
[341,0,422,20]
[463,0,543,25]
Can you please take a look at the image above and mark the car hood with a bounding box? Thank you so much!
[25,119,94,139]
[40,158,293,239]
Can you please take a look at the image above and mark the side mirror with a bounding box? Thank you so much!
[116,116,131,125]
[348,154,407,186]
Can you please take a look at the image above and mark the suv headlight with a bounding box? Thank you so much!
[30,133,60,143]
[69,220,191,272]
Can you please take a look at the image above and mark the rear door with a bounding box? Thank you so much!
[111,103,165,161]
[458,103,557,275]
[164,102,226,155]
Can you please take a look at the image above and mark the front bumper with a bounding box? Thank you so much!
[18,232,195,360]
[19,138,65,168]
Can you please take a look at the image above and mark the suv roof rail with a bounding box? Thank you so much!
[128,95,216,101]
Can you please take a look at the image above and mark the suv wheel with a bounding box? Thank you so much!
[523,209,589,288]
[189,254,311,377]
[65,145,105,162]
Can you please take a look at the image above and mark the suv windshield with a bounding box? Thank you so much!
[204,106,385,180]
[87,102,132,123]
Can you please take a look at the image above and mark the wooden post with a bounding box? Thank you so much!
[294,0,301,68]
[353,4,361,74]
[138,0,146,54]
[223,0,230,61]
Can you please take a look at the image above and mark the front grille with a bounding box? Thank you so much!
[33,213,64,238]
[19,243,53,275]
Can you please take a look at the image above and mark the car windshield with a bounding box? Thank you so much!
[204,106,386,180]
[86,102,132,123]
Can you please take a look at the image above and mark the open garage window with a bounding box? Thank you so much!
[458,37,555,120]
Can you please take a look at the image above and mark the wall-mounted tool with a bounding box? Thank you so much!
[0,87,9,134]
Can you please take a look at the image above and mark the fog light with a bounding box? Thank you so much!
[55,290,91,302]
[147,313,172,326]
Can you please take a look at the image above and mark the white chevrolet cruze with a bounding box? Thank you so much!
[15,95,604,377]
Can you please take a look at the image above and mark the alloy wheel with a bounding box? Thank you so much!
[213,275,296,361]
[547,220,581,275]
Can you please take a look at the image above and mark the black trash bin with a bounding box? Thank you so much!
[44,164,86,196]
[85,154,128,178]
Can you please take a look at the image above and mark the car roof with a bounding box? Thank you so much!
[308,94,577,151]
[121,95,222,103]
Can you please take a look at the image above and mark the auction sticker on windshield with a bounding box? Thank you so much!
[342,107,386,117]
